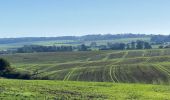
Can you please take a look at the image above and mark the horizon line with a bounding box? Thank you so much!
[0,33,169,38]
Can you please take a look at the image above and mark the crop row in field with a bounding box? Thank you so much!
[2,49,170,64]
[12,62,170,84]
[1,49,170,84]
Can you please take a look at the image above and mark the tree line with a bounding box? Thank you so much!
[151,35,170,43]
[99,40,152,50]
[17,45,73,53]
[16,40,152,53]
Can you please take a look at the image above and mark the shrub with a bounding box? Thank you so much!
[0,58,10,71]
[0,58,31,79]
[2,71,31,80]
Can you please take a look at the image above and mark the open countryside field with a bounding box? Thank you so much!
[1,48,170,84]
[1,0,170,99]
[1,79,170,100]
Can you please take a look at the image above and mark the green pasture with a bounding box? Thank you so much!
[0,79,170,100]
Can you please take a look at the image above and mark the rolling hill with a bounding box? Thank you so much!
[1,49,170,84]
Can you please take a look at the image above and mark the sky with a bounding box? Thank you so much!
[0,0,170,37]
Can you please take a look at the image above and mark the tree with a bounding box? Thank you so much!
[136,40,144,49]
[107,43,125,50]
[107,42,112,48]
[159,45,164,49]
[79,44,88,51]
[90,42,97,48]
[126,44,130,50]
[131,41,136,49]
[0,58,32,79]
[144,42,152,49]
[98,45,108,50]
[119,43,126,50]
[0,58,10,71]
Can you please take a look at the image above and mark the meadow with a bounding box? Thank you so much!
[1,79,170,100]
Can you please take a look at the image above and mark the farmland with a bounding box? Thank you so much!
[1,0,170,99]
[1,47,170,99]
[1,48,170,84]
[1,79,170,100]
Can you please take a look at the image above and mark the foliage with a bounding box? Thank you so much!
[16,40,152,53]
[17,45,73,53]
[151,35,170,43]
[0,58,10,71]
[107,42,126,50]
[78,44,88,51]
[0,58,32,79]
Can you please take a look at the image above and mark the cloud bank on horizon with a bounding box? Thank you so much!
[0,0,170,37]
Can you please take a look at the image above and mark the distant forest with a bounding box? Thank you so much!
[1,34,170,54]
[0,34,149,44]
[151,35,170,43]
[17,40,152,53]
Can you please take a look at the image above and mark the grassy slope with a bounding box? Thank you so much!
[1,49,170,84]
[0,79,170,100]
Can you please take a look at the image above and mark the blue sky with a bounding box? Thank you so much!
[0,0,170,37]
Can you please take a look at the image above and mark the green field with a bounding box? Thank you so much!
[1,79,170,100]
[1,48,170,99]
[1,48,170,84]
